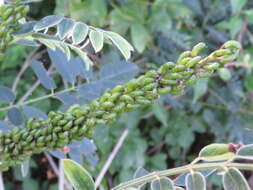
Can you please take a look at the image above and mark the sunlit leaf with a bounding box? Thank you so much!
[236,144,253,160]
[193,78,208,104]
[89,30,104,52]
[72,22,89,44]
[62,159,95,190]
[133,167,149,179]
[104,31,134,60]
[223,167,250,190]
[21,158,30,177]
[57,18,75,40]
[34,15,64,31]
[186,172,206,190]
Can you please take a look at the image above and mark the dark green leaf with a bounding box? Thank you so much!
[193,78,208,104]
[230,0,247,14]
[23,106,48,120]
[8,107,23,126]
[62,159,95,190]
[0,85,15,103]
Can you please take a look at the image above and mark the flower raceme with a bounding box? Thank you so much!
[0,40,241,171]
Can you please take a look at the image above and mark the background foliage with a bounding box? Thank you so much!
[1,0,253,189]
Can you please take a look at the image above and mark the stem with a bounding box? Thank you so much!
[0,172,4,190]
[58,159,64,190]
[112,162,253,190]
[95,129,129,189]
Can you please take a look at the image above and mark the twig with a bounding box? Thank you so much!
[95,129,129,189]
[0,172,4,190]
[45,152,59,175]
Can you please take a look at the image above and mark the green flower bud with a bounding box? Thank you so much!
[158,62,176,74]
[164,73,184,80]
[74,116,85,125]
[143,83,158,91]
[184,75,197,86]
[205,62,220,71]
[53,126,62,133]
[172,65,186,73]
[130,90,144,97]
[120,95,134,104]
[86,119,95,127]
[57,119,68,126]
[179,57,192,65]
[177,51,192,63]
[213,49,232,57]
[158,87,171,94]
[160,79,177,85]
[145,70,157,78]
[101,102,114,109]
[141,78,155,86]
[222,40,241,50]
[186,56,202,68]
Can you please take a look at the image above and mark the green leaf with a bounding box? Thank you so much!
[72,22,89,45]
[62,159,95,190]
[236,144,253,160]
[151,177,174,190]
[152,100,168,126]
[130,23,150,53]
[57,18,75,40]
[218,68,232,81]
[34,15,64,31]
[72,47,93,70]
[230,0,247,15]
[186,172,206,190]
[199,144,235,161]
[223,167,250,190]
[89,30,104,53]
[104,31,134,60]
[192,78,208,104]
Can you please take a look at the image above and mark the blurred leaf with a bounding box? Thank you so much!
[0,120,13,133]
[89,30,104,52]
[131,23,150,53]
[72,22,89,44]
[104,31,134,60]
[31,60,56,89]
[193,78,208,104]
[0,85,15,103]
[230,0,247,15]
[34,15,64,31]
[56,93,79,106]
[222,167,250,190]
[152,100,168,126]
[7,107,23,126]
[186,172,206,190]
[62,159,95,190]
[13,21,37,36]
[23,106,48,120]
[218,68,232,81]
[22,179,39,190]
[151,177,174,190]
[236,144,253,160]
[245,10,253,24]
[133,168,149,179]
[183,0,203,16]
[57,18,75,40]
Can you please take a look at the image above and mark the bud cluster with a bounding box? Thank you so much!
[0,41,241,171]
[0,0,29,60]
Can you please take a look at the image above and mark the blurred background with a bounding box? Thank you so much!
[1,0,253,189]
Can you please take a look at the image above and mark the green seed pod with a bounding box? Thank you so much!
[181,69,194,77]
[78,126,87,135]
[96,119,107,125]
[125,79,139,91]
[158,62,176,74]
[145,70,157,78]
[220,54,238,63]
[113,102,126,113]
[170,86,183,95]
[136,97,151,105]
[70,126,79,134]
[126,104,140,110]
[51,115,63,125]
[222,40,241,50]
[143,83,158,91]
[13,133,20,143]
[25,135,33,143]
[186,56,202,68]
[179,57,192,65]
[64,113,74,121]
[101,102,114,109]
[53,126,62,133]
[141,77,156,86]
[110,85,123,93]
[48,111,56,119]
[45,135,52,142]
[74,116,85,125]
[37,136,45,144]
[164,73,184,80]
[92,110,106,117]
[109,92,121,101]
[198,71,213,78]
[158,87,171,94]
[4,138,11,145]
[130,90,144,97]
[103,113,117,121]
[213,49,232,57]
[191,42,206,56]
[205,62,220,71]
[184,75,197,86]
[85,128,94,139]
[62,121,73,131]
[68,104,80,113]
[172,65,186,73]
[86,119,96,127]
[120,95,134,104]
[177,51,192,63]
[59,132,69,139]
[160,79,177,85]
[145,92,159,100]
[57,119,68,126]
